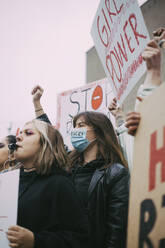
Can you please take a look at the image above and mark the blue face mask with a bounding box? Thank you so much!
[71,128,90,152]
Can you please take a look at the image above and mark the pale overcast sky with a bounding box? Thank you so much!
[0,0,147,136]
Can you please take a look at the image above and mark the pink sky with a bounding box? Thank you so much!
[0,0,148,135]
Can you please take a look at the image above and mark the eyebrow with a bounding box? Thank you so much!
[20,128,33,133]
[76,121,86,125]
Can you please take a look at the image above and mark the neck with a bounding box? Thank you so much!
[83,142,98,165]
[22,161,35,170]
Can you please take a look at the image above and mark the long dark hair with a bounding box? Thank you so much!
[69,111,128,168]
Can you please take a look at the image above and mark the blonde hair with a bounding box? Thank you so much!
[29,119,69,175]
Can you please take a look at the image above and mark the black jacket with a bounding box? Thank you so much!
[73,162,129,248]
[18,167,89,248]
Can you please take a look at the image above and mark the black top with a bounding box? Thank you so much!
[18,166,89,248]
[71,161,129,248]
[72,160,105,208]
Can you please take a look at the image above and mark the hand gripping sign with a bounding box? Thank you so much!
[91,0,150,104]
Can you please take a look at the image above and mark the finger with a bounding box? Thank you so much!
[6,230,19,236]
[126,111,140,117]
[7,235,18,243]
[148,40,159,48]
[35,85,43,93]
[125,117,141,124]
[9,243,19,248]
[125,117,141,125]
[31,86,38,95]
[125,121,139,129]
[31,85,43,95]
[8,226,21,232]
[153,27,165,37]
[144,46,160,53]
[128,129,137,136]
[142,51,159,60]
[136,96,143,102]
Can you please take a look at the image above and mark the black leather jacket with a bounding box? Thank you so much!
[73,162,129,248]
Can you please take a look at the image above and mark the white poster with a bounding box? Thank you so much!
[56,78,115,148]
[91,0,150,104]
[0,169,20,248]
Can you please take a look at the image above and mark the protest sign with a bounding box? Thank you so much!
[56,78,115,148]
[91,0,150,104]
[0,169,20,248]
[127,84,165,248]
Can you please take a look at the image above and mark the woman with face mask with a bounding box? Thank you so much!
[6,119,89,248]
[69,111,129,248]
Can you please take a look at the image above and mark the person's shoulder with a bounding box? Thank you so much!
[105,163,129,184]
[48,168,73,186]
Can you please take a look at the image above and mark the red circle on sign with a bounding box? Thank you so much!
[91,85,103,110]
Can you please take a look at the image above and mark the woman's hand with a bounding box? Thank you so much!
[153,27,165,48]
[31,85,44,103]
[125,112,141,136]
[7,225,34,248]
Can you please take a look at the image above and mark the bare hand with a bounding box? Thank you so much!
[108,97,123,117]
[142,40,161,71]
[153,27,165,46]
[31,85,44,102]
[7,225,34,248]
[125,112,141,136]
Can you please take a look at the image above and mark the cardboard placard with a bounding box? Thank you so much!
[91,0,150,104]
[0,169,20,248]
[127,84,165,248]
[56,78,115,148]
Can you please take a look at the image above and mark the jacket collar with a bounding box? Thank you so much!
[88,168,105,199]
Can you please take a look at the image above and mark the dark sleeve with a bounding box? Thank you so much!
[105,165,129,248]
[34,177,89,248]
[36,113,51,124]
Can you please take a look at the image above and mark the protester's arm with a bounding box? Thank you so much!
[142,40,161,88]
[108,97,125,128]
[125,39,161,136]
[31,85,51,124]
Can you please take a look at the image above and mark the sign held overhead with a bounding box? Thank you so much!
[91,0,150,104]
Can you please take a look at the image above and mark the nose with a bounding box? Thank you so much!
[16,133,23,142]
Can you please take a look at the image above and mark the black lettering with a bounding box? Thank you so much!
[70,91,80,114]
[81,88,91,111]
[139,199,156,248]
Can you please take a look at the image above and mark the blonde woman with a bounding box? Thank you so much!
[6,120,88,248]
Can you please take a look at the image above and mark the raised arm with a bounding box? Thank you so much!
[31,85,51,124]
[125,39,161,136]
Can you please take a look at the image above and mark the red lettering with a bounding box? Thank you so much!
[112,0,123,14]
[105,0,116,24]
[123,20,135,53]
[102,8,111,33]
[115,34,128,67]
[129,13,147,46]
[97,16,109,47]
[149,127,165,191]
[106,50,122,90]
